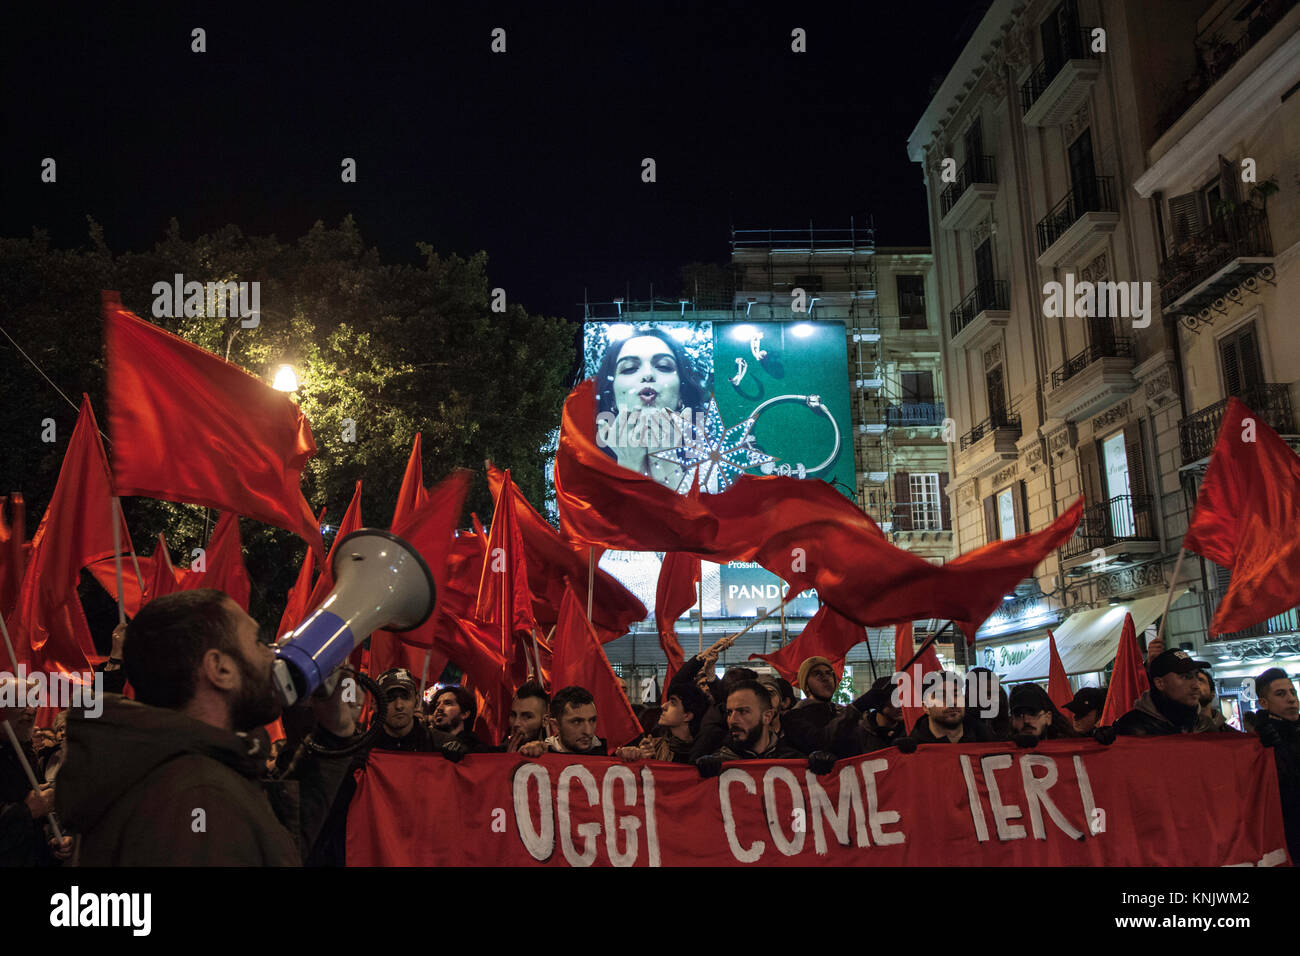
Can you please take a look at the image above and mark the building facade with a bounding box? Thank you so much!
[907,0,1299,718]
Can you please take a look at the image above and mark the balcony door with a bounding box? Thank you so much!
[1102,431,1134,537]
[1042,0,1081,76]
[1220,323,1263,400]
[1068,127,1097,213]
[963,119,983,172]
[985,363,1005,425]
[974,237,995,308]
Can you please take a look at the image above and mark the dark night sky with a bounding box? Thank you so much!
[2,2,989,321]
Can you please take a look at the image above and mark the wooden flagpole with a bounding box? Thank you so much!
[0,612,19,672]
[587,547,595,623]
[116,498,145,595]
[1153,547,1187,647]
[1,720,63,840]
[110,497,126,625]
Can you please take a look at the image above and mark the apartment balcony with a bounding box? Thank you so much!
[885,401,946,427]
[1036,176,1119,267]
[1020,30,1102,127]
[1178,384,1295,466]
[949,280,1010,351]
[957,411,1021,478]
[939,155,998,231]
[1060,495,1159,569]
[1045,334,1138,423]
[1202,587,1300,643]
[1158,206,1274,317]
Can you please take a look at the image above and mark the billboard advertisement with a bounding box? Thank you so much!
[581,319,851,620]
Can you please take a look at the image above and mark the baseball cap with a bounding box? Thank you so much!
[1063,686,1106,716]
[377,668,417,693]
[1148,649,1211,679]
[1008,682,1053,716]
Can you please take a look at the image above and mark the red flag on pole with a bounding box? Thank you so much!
[654,551,697,687]
[304,482,362,611]
[102,292,324,560]
[552,584,642,750]
[486,463,645,642]
[1099,613,1149,728]
[5,397,130,673]
[277,510,326,638]
[1046,630,1072,715]
[1181,396,1300,636]
[749,602,857,684]
[391,434,430,531]
[475,469,536,683]
[555,379,1080,641]
[893,621,941,733]
[185,512,251,611]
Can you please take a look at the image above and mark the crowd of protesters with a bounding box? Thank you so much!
[1,588,1297,866]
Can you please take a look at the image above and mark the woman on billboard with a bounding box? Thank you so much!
[594,327,708,491]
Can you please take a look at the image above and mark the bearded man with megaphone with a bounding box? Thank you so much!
[57,529,436,866]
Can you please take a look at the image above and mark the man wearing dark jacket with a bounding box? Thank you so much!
[1,679,72,866]
[427,685,494,753]
[1113,650,1238,737]
[519,685,608,756]
[907,675,998,744]
[56,589,356,866]
[372,668,437,752]
[1253,668,1299,863]
[781,656,844,755]
[824,675,905,757]
[1008,683,1075,739]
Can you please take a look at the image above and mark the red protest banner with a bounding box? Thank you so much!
[347,736,1289,867]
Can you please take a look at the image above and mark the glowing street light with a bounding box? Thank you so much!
[272,364,299,392]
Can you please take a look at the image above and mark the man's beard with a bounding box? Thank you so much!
[732,722,764,750]
[933,710,963,729]
[230,651,282,733]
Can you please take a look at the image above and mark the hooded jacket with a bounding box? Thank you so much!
[56,694,352,866]
[1112,689,1239,737]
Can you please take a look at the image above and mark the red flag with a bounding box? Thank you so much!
[654,551,697,687]
[0,494,26,618]
[556,379,1080,641]
[1181,396,1300,636]
[103,292,324,560]
[475,469,536,681]
[1099,613,1149,728]
[1046,630,1072,714]
[894,621,940,733]
[391,434,430,530]
[181,512,250,611]
[304,482,363,611]
[5,397,129,673]
[277,510,326,638]
[749,602,856,685]
[486,463,645,642]
[552,584,642,750]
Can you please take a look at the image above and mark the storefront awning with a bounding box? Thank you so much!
[998,590,1187,683]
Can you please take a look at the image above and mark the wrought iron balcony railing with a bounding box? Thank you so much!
[959,411,1020,451]
[886,401,946,426]
[1158,205,1273,309]
[1203,587,1300,642]
[949,280,1009,339]
[1050,333,1134,389]
[1178,384,1295,464]
[939,155,998,218]
[1036,175,1116,254]
[1061,494,1157,560]
[1020,30,1100,114]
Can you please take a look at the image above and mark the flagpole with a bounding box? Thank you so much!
[530,627,545,690]
[721,598,790,645]
[418,648,432,703]
[779,589,787,645]
[897,620,954,674]
[0,612,19,672]
[697,581,704,655]
[110,496,126,625]
[586,547,595,623]
[1,719,64,840]
[1154,547,1187,646]
[115,497,145,596]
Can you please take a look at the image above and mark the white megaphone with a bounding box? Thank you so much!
[271,529,435,707]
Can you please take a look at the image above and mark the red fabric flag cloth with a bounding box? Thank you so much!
[391,433,430,531]
[555,379,1081,641]
[475,469,536,685]
[749,601,856,685]
[551,584,643,750]
[1046,630,1072,714]
[0,494,26,618]
[893,621,941,733]
[1099,613,1149,728]
[277,509,326,638]
[486,463,645,643]
[181,512,251,611]
[5,397,129,673]
[304,482,363,611]
[102,292,324,560]
[654,551,697,687]
[1181,396,1300,636]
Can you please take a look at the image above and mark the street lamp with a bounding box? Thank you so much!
[272,364,299,392]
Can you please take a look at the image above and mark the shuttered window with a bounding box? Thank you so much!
[1168,191,1203,242]
[894,472,913,532]
[1219,324,1262,398]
